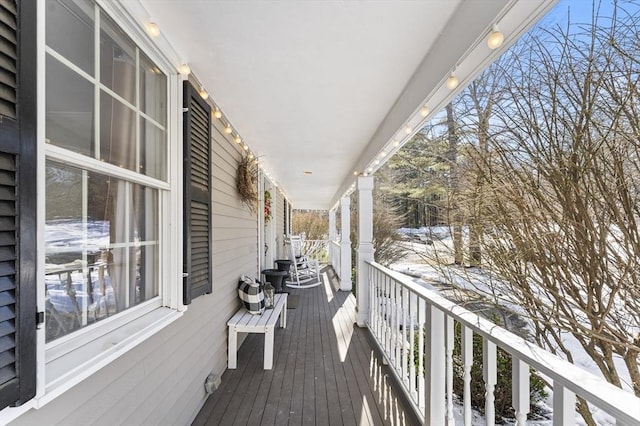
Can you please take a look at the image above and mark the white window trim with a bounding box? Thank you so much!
[27,0,188,413]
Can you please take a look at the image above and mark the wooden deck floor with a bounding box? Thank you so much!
[193,267,420,426]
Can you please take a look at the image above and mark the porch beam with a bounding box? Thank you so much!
[356,176,373,326]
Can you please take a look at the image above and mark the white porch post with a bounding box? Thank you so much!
[329,209,336,241]
[356,176,373,326]
[339,197,352,291]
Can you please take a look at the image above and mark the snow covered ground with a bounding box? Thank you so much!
[390,227,637,425]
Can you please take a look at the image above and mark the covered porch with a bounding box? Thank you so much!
[194,267,418,426]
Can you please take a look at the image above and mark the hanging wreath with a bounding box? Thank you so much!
[237,154,258,213]
[264,190,272,223]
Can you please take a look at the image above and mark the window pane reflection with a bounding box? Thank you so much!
[100,91,136,171]
[46,0,94,74]
[45,162,159,342]
[139,52,166,126]
[46,55,94,156]
[140,119,166,180]
[100,11,136,105]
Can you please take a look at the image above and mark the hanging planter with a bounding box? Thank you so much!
[237,154,257,213]
[264,189,272,223]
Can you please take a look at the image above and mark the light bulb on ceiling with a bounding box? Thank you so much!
[213,109,222,119]
[224,124,233,134]
[234,135,242,144]
[145,22,160,38]
[446,72,459,90]
[420,105,429,117]
[199,88,209,100]
[487,25,504,50]
[404,125,412,134]
[178,63,191,75]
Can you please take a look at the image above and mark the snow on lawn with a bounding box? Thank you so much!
[390,227,637,425]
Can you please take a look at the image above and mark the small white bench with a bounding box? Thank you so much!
[227,293,287,370]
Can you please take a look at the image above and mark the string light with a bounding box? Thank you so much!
[213,109,222,119]
[487,25,504,50]
[178,63,191,75]
[446,72,459,90]
[145,22,160,37]
[420,105,429,117]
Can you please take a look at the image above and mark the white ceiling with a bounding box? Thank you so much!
[131,0,557,210]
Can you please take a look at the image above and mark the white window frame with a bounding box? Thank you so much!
[31,0,186,409]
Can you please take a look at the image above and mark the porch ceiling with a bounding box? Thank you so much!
[134,0,557,210]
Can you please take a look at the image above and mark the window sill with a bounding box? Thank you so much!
[40,307,182,407]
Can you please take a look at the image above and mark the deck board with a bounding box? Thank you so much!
[192,267,419,426]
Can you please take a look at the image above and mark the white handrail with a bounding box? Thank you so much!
[365,261,640,425]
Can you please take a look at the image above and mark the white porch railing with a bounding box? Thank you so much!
[365,261,640,426]
[329,240,341,278]
[295,238,329,264]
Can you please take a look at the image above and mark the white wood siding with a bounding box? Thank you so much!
[9,109,258,426]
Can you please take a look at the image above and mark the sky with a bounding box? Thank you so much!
[542,0,640,30]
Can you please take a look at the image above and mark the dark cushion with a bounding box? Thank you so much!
[238,275,265,315]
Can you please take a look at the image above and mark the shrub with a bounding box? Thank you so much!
[452,321,547,423]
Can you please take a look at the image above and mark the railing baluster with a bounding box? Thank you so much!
[483,338,497,426]
[553,382,576,426]
[425,304,446,425]
[461,325,472,426]
[418,297,425,411]
[387,275,393,363]
[445,316,454,425]
[409,307,417,401]
[394,280,401,370]
[401,287,408,385]
[512,358,530,425]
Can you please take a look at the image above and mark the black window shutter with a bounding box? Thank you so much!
[183,81,213,305]
[0,0,37,410]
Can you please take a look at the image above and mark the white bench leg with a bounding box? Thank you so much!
[264,327,274,369]
[228,326,237,369]
[280,299,287,328]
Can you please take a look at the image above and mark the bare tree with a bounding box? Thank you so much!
[446,102,464,265]
[482,3,640,423]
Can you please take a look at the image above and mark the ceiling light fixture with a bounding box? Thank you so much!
[487,25,505,50]
[446,72,459,90]
[420,105,429,117]
[178,63,191,76]
[145,22,160,37]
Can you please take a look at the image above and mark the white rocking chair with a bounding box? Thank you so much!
[285,235,321,288]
